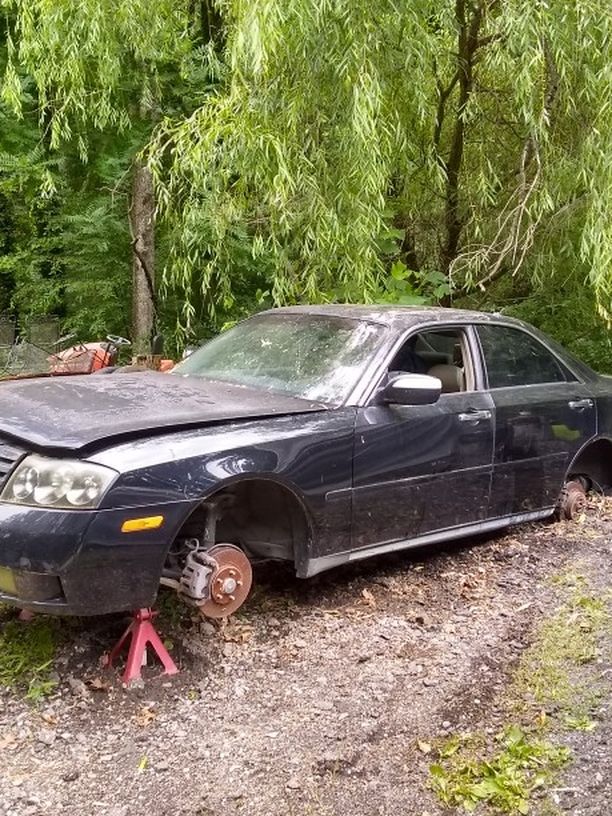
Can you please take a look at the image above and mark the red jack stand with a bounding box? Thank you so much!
[104,608,179,685]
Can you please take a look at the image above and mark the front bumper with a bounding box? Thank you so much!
[0,500,194,615]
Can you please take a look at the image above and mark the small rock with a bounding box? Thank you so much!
[222,643,236,658]
[156,761,170,772]
[67,677,89,698]
[106,807,128,816]
[37,729,57,746]
[286,776,302,790]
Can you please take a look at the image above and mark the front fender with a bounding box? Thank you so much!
[90,410,357,559]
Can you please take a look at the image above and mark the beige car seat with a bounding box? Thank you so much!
[427,363,464,393]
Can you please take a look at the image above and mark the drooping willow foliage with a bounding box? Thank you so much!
[2,0,611,336]
[1,0,191,150]
[149,0,612,328]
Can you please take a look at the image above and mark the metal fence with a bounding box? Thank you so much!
[0,315,65,380]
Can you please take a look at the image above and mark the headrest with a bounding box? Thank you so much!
[427,364,464,393]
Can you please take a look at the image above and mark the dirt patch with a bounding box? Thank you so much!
[0,502,610,816]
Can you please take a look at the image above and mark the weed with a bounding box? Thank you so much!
[549,569,587,590]
[430,725,569,814]
[429,569,610,814]
[562,714,597,732]
[536,798,566,816]
[0,616,59,700]
[155,588,190,628]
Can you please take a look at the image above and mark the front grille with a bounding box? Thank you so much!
[0,439,26,488]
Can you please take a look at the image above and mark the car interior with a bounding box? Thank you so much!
[388,329,473,393]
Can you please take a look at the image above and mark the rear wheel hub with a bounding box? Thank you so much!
[556,479,587,521]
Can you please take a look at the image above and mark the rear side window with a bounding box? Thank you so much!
[477,325,574,388]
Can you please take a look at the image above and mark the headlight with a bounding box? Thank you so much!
[1,455,117,510]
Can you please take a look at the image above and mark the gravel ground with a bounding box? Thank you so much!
[0,502,610,816]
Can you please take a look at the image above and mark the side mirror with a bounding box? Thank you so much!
[382,373,442,406]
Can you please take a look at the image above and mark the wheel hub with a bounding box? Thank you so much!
[197,544,253,619]
[557,479,587,521]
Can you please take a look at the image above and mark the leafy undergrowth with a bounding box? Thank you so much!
[430,726,569,814]
[0,612,61,702]
[428,567,611,814]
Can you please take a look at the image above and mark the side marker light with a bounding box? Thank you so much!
[121,515,165,533]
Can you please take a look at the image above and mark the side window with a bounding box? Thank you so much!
[388,328,473,393]
[477,325,573,388]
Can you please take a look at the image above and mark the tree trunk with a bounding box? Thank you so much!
[440,1,483,282]
[130,160,155,352]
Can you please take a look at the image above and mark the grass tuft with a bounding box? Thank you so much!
[0,615,59,701]
[511,583,610,720]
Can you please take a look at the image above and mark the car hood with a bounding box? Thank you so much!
[0,371,327,451]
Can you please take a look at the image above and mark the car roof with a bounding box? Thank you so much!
[260,303,598,382]
[262,303,525,330]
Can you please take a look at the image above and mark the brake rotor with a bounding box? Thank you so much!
[557,479,587,521]
[197,544,253,619]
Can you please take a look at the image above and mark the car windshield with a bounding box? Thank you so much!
[172,314,385,404]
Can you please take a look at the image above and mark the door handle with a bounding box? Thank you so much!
[568,398,593,411]
[458,409,492,423]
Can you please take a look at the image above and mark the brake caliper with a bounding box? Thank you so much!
[180,544,253,619]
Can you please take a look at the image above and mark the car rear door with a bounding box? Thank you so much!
[475,323,597,517]
[351,325,494,551]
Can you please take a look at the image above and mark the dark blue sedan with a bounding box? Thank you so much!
[0,306,610,618]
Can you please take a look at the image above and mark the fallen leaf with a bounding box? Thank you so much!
[87,677,110,692]
[134,707,157,727]
[0,733,17,750]
[222,623,254,644]
[361,588,377,608]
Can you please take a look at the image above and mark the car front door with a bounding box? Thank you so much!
[476,323,597,517]
[351,325,494,551]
